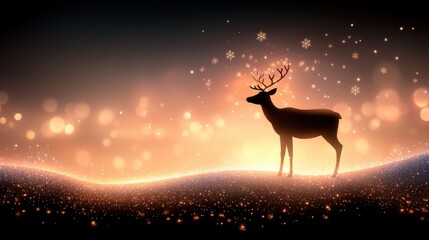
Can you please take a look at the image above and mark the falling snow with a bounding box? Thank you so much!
[256,31,266,42]
[380,67,388,74]
[352,52,359,60]
[301,38,311,49]
[211,58,219,65]
[225,50,235,60]
[351,85,360,96]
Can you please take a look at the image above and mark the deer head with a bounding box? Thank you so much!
[246,65,289,105]
[246,88,277,104]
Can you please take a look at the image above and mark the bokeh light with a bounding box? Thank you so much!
[184,112,192,119]
[420,107,429,121]
[14,113,22,121]
[413,88,428,108]
[64,124,75,135]
[25,130,36,140]
[42,98,58,113]
[98,109,114,126]
[49,117,65,134]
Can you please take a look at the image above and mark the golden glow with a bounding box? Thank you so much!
[369,118,381,130]
[183,111,192,119]
[113,157,125,170]
[102,138,112,147]
[375,89,401,122]
[0,150,423,185]
[132,159,143,170]
[253,112,262,119]
[413,88,428,108]
[141,151,152,160]
[98,109,114,125]
[14,113,22,121]
[136,97,149,117]
[64,123,75,135]
[49,116,65,133]
[43,98,58,113]
[420,107,429,121]
[73,102,91,119]
[215,118,225,128]
[338,118,351,133]
[0,162,188,184]
[182,130,189,137]
[25,130,36,140]
[333,102,352,118]
[41,120,54,137]
[189,121,201,133]
[75,149,91,167]
[361,102,375,117]
[355,138,369,153]
[0,60,426,182]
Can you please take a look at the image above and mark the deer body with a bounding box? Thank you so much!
[246,65,342,177]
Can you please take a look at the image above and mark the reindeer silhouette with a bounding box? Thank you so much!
[246,65,343,177]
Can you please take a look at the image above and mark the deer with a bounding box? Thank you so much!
[246,64,343,177]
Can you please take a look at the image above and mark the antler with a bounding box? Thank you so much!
[250,64,290,91]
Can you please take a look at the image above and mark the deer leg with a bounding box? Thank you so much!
[322,134,342,177]
[333,143,342,177]
[278,136,286,176]
[285,137,293,177]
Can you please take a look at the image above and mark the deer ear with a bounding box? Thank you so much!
[268,88,277,95]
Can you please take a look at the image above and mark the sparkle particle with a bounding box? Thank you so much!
[380,67,387,74]
[211,58,219,65]
[352,52,359,60]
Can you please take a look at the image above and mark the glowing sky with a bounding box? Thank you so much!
[0,2,428,182]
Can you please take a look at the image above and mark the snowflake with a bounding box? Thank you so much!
[301,38,311,49]
[256,31,266,42]
[299,61,305,67]
[380,67,387,74]
[140,109,148,118]
[225,50,235,60]
[211,58,219,65]
[352,52,359,60]
[205,79,211,88]
[351,85,360,96]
